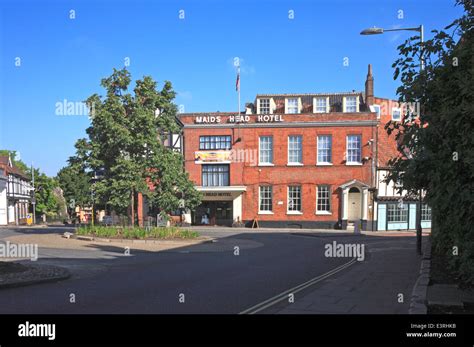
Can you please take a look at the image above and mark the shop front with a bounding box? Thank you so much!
[193,186,246,226]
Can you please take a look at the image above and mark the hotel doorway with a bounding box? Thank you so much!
[194,201,233,226]
[348,187,362,221]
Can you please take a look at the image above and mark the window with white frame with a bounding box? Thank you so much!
[288,186,301,212]
[317,185,331,212]
[202,165,229,187]
[373,105,381,118]
[199,135,232,150]
[392,107,401,121]
[346,135,362,164]
[259,98,270,114]
[288,135,302,164]
[345,96,357,112]
[317,135,332,164]
[387,204,408,222]
[287,98,299,114]
[421,204,432,221]
[314,97,327,113]
[259,136,273,164]
[259,186,273,212]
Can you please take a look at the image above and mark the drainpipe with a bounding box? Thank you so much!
[374,114,379,231]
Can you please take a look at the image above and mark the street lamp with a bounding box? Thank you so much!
[361,24,425,254]
[360,26,423,36]
[360,25,424,69]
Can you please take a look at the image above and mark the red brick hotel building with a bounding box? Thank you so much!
[179,65,400,230]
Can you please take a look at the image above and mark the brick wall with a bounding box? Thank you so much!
[374,97,402,167]
[182,112,376,225]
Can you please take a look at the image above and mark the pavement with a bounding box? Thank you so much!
[0,263,70,289]
[0,226,425,314]
[263,236,422,314]
[428,284,474,307]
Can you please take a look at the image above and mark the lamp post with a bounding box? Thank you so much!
[360,25,424,70]
[90,171,100,227]
[361,25,425,254]
[31,164,36,224]
[90,188,95,226]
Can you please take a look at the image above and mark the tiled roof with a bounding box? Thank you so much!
[0,155,29,179]
[256,92,363,97]
[258,92,369,113]
[178,91,376,115]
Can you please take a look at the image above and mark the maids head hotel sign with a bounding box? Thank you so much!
[194,114,285,124]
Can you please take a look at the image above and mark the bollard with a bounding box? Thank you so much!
[354,220,361,235]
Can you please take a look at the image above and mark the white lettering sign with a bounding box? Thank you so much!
[195,116,221,124]
[257,114,284,122]
[194,114,285,124]
[228,115,250,123]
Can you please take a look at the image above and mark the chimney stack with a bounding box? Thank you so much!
[365,64,374,106]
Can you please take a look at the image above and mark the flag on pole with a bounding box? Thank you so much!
[236,67,240,92]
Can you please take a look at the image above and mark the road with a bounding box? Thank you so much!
[0,226,422,314]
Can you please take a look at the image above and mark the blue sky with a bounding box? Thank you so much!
[0,0,464,176]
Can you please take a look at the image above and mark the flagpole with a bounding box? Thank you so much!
[237,65,241,115]
[235,63,242,143]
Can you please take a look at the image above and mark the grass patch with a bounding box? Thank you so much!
[76,225,199,240]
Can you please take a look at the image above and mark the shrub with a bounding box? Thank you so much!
[76,225,199,239]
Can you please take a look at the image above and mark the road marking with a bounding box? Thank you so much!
[239,257,357,314]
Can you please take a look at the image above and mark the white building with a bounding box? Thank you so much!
[375,168,431,231]
[0,155,33,225]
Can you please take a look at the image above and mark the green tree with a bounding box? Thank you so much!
[56,162,91,218]
[73,68,201,224]
[386,0,473,283]
[32,169,61,218]
[148,146,202,216]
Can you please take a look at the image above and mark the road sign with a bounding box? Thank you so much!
[26,214,33,225]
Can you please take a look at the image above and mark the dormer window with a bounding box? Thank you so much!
[372,104,381,118]
[392,107,401,121]
[286,98,299,114]
[314,97,328,113]
[259,98,270,114]
[344,96,358,112]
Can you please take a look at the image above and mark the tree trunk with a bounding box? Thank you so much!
[131,189,135,227]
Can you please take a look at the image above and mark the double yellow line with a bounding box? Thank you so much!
[239,257,358,314]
